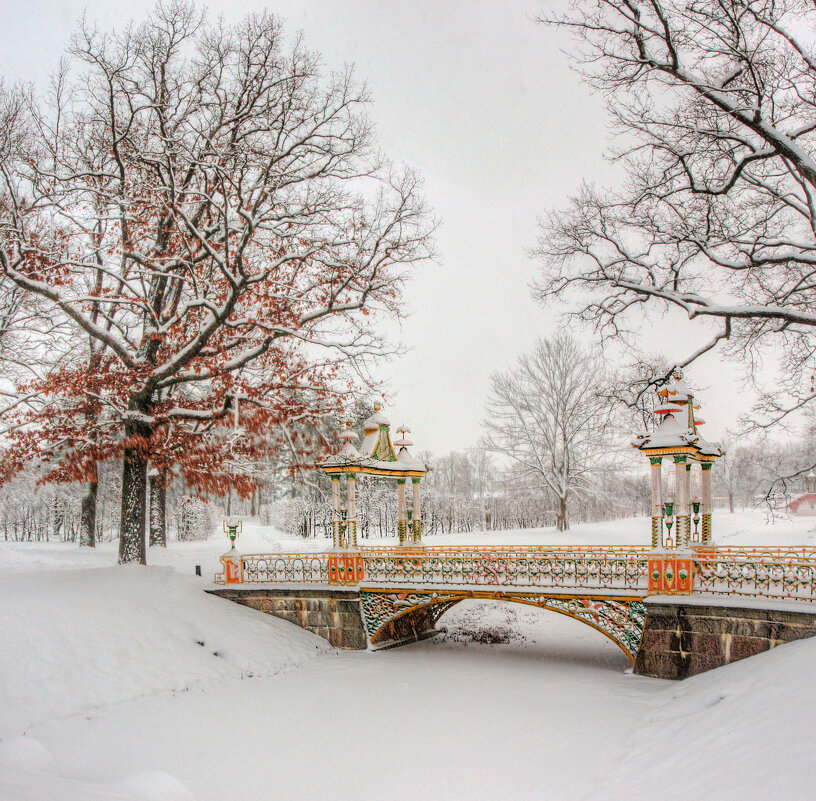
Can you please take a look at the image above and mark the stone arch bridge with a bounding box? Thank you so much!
[210,544,816,679]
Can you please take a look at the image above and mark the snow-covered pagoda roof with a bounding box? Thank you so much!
[632,372,723,462]
[321,407,427,478]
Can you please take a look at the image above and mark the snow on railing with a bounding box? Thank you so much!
[703,546,816,561]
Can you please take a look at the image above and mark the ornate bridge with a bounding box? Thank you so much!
[210,386,816,678]
[213,544,816,666]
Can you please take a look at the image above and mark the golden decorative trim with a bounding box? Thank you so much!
[323,465,425,478]
[359,587,639,602]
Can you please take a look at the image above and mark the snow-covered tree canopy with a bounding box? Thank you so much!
[480,335,617,531]
[534,0,816,430]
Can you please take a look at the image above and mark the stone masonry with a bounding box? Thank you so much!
[635,600,816,679]
[208,588,367,650]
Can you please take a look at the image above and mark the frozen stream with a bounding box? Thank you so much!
[25,602,660,801]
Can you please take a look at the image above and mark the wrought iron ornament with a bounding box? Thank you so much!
[359,589,646,660]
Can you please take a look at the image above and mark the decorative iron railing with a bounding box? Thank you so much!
[693,553,816,602]
[215,546,649,593]
[240,553,331,584]
[360,549,648,592]
[362,544,653,556]
[214,544,816,603]
[703,546,816,560]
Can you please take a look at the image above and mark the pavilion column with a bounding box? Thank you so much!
[675,456,690,548]
[412,478,422,543]
[331,477,341,549]
[346,474,357,549]
[397,479,408,545]
[650,457,663,549]
[684,463,693,546]
[701,463,713,544]
[686,459,700,545]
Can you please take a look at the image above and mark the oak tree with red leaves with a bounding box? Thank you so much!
[0,2,433,563]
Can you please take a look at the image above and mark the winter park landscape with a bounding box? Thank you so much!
[5,1,816,800]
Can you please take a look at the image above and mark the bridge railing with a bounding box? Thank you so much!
[215,546,651,593]
[240,553,332,584]
[693,553,816,602]
[214,545,816,603]
[360,549,648,592]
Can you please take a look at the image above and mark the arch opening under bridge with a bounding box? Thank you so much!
[359,588,647,661]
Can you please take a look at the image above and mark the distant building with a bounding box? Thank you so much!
[789,472,816,516]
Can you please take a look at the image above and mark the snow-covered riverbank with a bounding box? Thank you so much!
[2,511,815,800]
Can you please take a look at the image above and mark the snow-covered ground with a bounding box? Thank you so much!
[1,510,815,800]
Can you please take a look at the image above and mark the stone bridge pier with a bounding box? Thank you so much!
[208,586,454,651]
[635,599,816,679]
[210,587,368,650]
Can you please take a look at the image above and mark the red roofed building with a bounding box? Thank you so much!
[789,472,816,516]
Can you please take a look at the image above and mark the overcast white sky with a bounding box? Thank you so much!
[0,0,749,455]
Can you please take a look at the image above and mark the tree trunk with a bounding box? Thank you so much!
[79,477,98,548]
[119,416,150,564]
[556,495,569,532]
[728,491,734,513]
[149,471,167,547]
[250,488,257,517]
[52,497,62,541]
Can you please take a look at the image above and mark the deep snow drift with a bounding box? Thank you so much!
[0,558,328,800]
[0,567,328,740]
[1,511,815,800]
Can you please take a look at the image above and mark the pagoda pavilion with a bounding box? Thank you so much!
[632,373,723,549]
[321,406,427,548]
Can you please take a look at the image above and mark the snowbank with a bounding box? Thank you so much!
[590,634,816,801]
[416,510,816,548]
[3,510,811,581]
[0,565,329,740]
[222,510,816,550]
[0,744,195,801]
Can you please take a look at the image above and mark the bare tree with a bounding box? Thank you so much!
[534,0,816,433]
[480,335,615,531]
[0,2,434,563]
